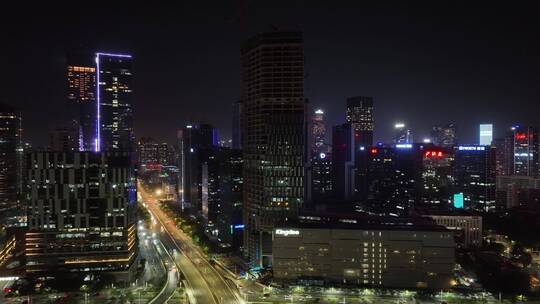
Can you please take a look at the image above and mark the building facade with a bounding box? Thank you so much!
[512,126,539,176]
[453,145,496,212]
[25,151,137,278]
[67,61,96,152]
[201,148,243,248]
[49,120,80,152]
[430,123,457,148]
[177,124,217,212]
[332,123,356,201]
[95,53,134,152]
[0,103,22,214]
[346,96,374,147]
[241,31,306,266]
[272,224,454,289]
[420,212,482,248]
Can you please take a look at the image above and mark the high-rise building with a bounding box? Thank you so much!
[512,126,539,176]
[431,123,457,148]
[393,123,413,144]
[479,124,493,146]
[201,148,243,248]
[49,120,79,152]
[232,100,243,150]
[494,134,514,176]
[420,146,454,206]
[346,96,374,147]
[454,145,496,212]
[67,60,96,151]
[332,123,356,201]
[311,151,333,201]
[0,103,22,214]
[311,109,326,154]
[177,124,217,212]
[95,53,134,152]
[25,151,138,278]
[137,137,159,167]
[241,31,306,266]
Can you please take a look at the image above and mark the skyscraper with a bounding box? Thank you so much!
[49,120,79,152]
[346,96,374,147]
[393,123,413,144]
[241,31,305,266]
[454,145,496,212]
[95,53,134,152]
[512,126,539,176]
[177,124,217,212]
[67,60,96,151]
[25,151,138,278]
[0,103,22,213]
[332,123,356,201]
[431,123,457,147]
[311,109,327,154]
[494,134,514,176]
[232,100,243,149]
[479,124,493,146]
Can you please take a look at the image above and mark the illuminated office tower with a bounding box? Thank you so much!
[241,31,306,266]
[177,124,217,212]
[346,96,374,147]
[431,123,457,147]
[513,126,539,176]
[494,134,514,176]
[454,145,496,212]
[311,109,327,153]
[25,151,138,278]
[394,123,413,144]
[0,103,22,213]
[479,124,493,146]
[95,53,134,152]
[67,58,96,151]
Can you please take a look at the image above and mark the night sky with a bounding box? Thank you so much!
[2,2,539,147]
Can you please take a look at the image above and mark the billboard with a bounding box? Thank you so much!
[453,193,464,209]
[479,124,493,146]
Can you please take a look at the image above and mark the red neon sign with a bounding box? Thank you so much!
[424,151,444,158]
[515,133,527,140]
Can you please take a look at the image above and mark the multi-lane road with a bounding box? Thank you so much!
[139,185,243,304]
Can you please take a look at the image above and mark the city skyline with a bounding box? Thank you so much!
[2,2,540,146]
[3,3,540,303]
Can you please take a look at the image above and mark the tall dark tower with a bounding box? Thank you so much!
[0,103,22,213]
[241,31,305,266]
[95,53,134,152]
[67,56,96,151]
[346,96,374,148]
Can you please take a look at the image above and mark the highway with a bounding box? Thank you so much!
[140,185,243,304]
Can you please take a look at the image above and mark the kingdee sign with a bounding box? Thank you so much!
[275,229,301,237]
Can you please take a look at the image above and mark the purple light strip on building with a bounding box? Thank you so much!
[95,54,101,152]
[94,52,133,152]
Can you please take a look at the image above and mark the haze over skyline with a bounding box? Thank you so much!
[2,1,539,146]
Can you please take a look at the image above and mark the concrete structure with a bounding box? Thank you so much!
[420,211,482,248]
[496,175,540,209]
[49,120,79,152]
[453,145,496,212]
[430,123,457,148]
[241,31,306,266]
[346,96,374,147]
[272,222,454,289]
[0,103,22,215]
[25,151,138,280]
[96,53,134,152]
